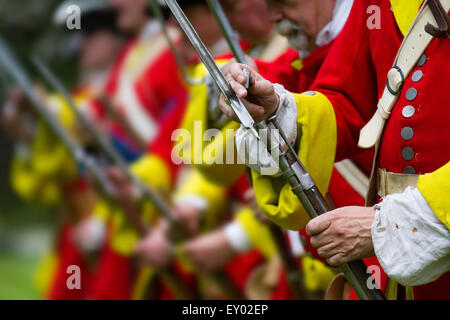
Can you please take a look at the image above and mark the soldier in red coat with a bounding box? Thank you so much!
[87,0,190,300]
[219,0,450,300]
[173,0,363,299]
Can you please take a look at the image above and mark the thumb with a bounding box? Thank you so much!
[306,213,332,236]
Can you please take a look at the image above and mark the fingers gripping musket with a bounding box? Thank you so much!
[164,0,385,300]
[164,0,258,137]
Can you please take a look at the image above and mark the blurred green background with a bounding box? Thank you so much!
[0,0,79,299]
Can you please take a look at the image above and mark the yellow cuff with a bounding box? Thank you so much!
[131,154,172,194]
[109,205,140,256]
[235,207,277,260]
[417,161,450,229]
[196,121,247,186]
[253,91,337,230]
[176,60,245,186]
[302,255,336,292]
[174,169,227,229]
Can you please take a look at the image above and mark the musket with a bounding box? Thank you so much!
[204,0,311,300]
[31,55,243,300]
[0,37,115,206]
[0,36,195,300]
[30,56,178,230]
[163,0,386,301]
[149,0,202,85]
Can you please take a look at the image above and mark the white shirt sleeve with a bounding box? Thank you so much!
[78,216,106,252]
[224,220,252,253]
[372,186,450,287]
[287,230,305,257]
[235,84,298,176]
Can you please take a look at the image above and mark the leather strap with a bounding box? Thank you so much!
[358,0,450,149]
[378,169,419,197]
[365,142,381,206]
[334,160,370,198]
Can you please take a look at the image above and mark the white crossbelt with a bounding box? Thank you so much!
[358,0,450,149]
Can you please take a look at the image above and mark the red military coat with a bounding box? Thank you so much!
[311,0,450,299]
[103,24,189,161]
[257,43,375,300]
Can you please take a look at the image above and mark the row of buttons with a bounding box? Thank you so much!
[400,54,426,174]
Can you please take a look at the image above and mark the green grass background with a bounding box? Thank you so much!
[0,255,42,300]
[0,0,86,300]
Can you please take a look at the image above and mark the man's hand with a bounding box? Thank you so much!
[219,63,279,123]
[134,222,173,269]
[306,206,376,266]
[182,229,236,272]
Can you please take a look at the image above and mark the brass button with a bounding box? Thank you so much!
[402,105,415,118]
[417,54,426,67]
[412,70,423,82]
[402,147,415,161]
[403,166,416,174]
[406,88,418,101]
[401,127,414,141]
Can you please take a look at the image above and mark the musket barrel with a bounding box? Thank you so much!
[149,0,202,85]
[163,0,257,133]
[269,119,386,300]
[205,0,247,64]
[163,1,386,297]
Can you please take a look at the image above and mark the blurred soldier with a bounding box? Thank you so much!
[131,0,237,299]
[2,0,124,299]
[220,0,450,300]
[148,0,292,299]
[172,0,366,299]
[86,0,193,300]
[131,0,269,299]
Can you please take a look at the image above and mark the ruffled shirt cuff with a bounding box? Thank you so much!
[372,187,450,287]
[224,220,252,253]
[235,84,298,176]
[174,195,208,212]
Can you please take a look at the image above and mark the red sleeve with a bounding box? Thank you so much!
[311,0,382,161]
[227,173,251,203]
[147,85,189,180]
[256,49,302,93]
[135,48,188,120]
[104,40,136,96]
